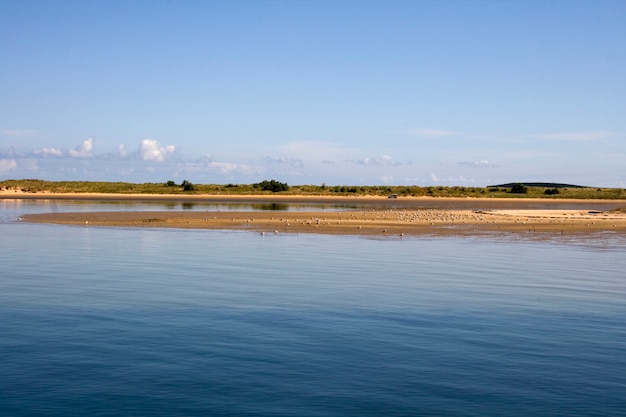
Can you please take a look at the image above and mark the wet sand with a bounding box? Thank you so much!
[14,192,626,237]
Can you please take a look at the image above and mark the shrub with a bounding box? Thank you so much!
[166,180,177,186]
[544,188,560,195]
[255,179,289,192]
[181,180,195,191]
[510,183,528,194]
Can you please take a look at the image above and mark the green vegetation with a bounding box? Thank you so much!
[510,183,528,194]
[180,180,195,191]
[1,179,625,199]
[253,179,289,192]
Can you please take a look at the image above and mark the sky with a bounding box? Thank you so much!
[1,0,625,187]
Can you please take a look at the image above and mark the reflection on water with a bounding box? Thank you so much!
[251,202,290,211]
[0,199,356,221]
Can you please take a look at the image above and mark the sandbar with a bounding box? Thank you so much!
[13,192,626,238]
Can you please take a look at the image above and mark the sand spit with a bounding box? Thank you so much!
[7,191,625,237]
[21,207,626,237]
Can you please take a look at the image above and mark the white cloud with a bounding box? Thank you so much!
[457,160,499,168]
[175,157,261,177]
[0,158,17,172]
[208,162,245,174]
[34,147,63,157]
[263,156,304,168]
[201,161,261,177]
[139,139,175,162]
[69,137,94,158]
[352,155,398,166]
[113,144,127,158]
[528,131,617,142]
[408,128,461,138]
[429,173,475,184]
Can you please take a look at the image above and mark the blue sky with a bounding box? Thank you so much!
[2,0,625,187]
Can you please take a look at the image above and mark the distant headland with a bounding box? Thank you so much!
[488,182,587,189]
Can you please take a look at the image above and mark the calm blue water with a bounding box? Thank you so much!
[2,201,626,416]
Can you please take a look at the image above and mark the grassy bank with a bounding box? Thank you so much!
[2,179,625,199]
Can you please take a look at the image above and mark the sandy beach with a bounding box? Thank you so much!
[8,190,626,237]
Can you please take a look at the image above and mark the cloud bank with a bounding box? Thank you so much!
[457,160,499,168]
[352,155,398,166]
[34,147,63,157]
[2,133,624,188]
[139,139,176,161]
[69,137,94,158]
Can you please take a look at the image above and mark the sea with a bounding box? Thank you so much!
[2,199,626,416]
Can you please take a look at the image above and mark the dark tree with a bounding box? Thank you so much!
[544,188,560,195]
[181,180,195,191]
[255,180,289,192]
[510,183,528,194]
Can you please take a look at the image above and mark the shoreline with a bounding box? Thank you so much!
[2,189,625,206]
[21,208,626,238]
[7,190,626,237]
